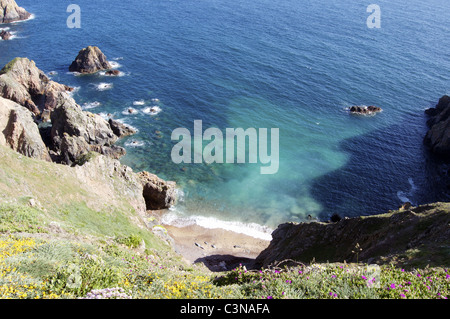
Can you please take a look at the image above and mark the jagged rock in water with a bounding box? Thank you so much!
[0,29,12,40]
[349,105,382,115]
[109,118,136,138]
[0,0,31,24]
[69,46,112,74]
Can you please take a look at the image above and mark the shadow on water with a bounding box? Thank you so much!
[309,112,449,221]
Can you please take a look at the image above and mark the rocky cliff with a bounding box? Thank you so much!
[254,202,450,268]
[424,95,450,158]
[0,58,73,117]
[0,56,178,212]
[0,0,30,24]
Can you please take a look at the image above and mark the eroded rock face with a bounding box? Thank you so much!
[0,0,31,24]
[138,171,178,210]
[0,96,51,161]
[49,94,128,165]
[254,203,450,268]
[424,95,450,158]
[69,46,112,74]
[0,58,72,117]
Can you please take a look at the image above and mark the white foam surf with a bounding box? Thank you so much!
[82,101,101,110]
[109,61,122,69]
[133,100,146,106]
[142,106,162,115]
[124,139,145,148]
[161,208,273,241]
[96,83,113,91]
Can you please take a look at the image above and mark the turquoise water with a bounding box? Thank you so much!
[1,0,450,237]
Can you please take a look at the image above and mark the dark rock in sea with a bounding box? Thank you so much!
[0,58,73,117]
[69,46,112,74]
[105,70,120,76]
[138,171,178,210]
[349,105,382,115]
[0,0,31,24]
[0,29,12,40]
[424,95,450,158]
[108,118,136,138]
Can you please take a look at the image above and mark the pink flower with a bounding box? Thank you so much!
[390,284,396,289]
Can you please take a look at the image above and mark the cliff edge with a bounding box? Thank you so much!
[255,202,450,268]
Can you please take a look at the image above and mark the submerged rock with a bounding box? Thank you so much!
[424,95,450,158]
[69,46,113,74]
[138,171,178,210]
[0,0,31,24]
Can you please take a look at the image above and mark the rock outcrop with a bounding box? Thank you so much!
[108,118,136,138]
[138,171,178,210]
[254,202,450,268]
[0,58,73,117]
[0,29,12,40]
[424,95,450,158]
[349,105,382,115]
[69,46,112,74]
[49,94,126,165]
[0,96,51,161]
[0,0,31,24]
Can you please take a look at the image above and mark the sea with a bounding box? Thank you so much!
[1,0,449,240]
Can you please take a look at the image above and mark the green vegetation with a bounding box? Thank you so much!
[0,57,21,75]
[1,232,448,299]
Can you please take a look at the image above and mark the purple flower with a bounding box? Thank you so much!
[390,284,396,289]
[400,294,406,298]
[362,275,367,280]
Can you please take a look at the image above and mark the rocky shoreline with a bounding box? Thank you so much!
[0,51,179,237]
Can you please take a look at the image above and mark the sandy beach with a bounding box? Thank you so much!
[163,223,271,272]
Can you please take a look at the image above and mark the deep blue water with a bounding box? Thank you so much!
[1,0,450,238]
